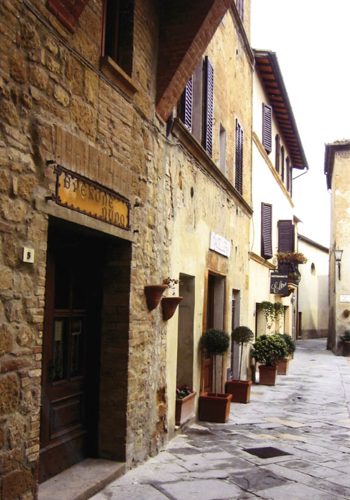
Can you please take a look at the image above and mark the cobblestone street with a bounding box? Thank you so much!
[91,339,350,499]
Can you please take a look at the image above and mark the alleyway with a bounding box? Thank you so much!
[95,339,350,499]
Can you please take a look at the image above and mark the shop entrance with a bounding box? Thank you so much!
[40,219,131,483]
[40,222,103,482]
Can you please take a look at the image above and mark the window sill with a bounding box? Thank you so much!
[172,118,253,216]
[100,56,138,100]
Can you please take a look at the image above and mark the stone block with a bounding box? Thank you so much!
[53,84,70,107]
[71,96,97,137]
[16,325,35,348]
[2,468,34,500]
[1,198,27,223]
[66,57,83,95]
[18,174,37,201]
[20,21,41,50]
[10,52,27,84]
[5,300,22,323]
[0,447,23,474]
[28,65,49,91]
[0,324,13,356]
[84,70,99,107]
[0,267,12,292]
[0,100,20,128]
[0,373,20,415]
[0,169,11,193]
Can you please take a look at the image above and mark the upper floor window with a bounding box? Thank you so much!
[278,220,295,253]
[275,135,280,173]
[236,0,244,22]
[102,0,134,76]
[219,124,227,175]
[262,103,272,154]
[179,56,214,157]
[235,119,243,194]
[286,157,290,191]
[281,146,285,182]
[261,203,273,260]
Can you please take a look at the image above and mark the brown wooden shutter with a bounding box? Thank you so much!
[275,135,280,173]
[237,0,244,21]
[235,120,243,194]
[180,76,193,132]
[281,146,285,182]
[262,103,272,154]
[278,220,295,252]
[286,157,290,191]
[261,203,273,259]
[203,56,214,156]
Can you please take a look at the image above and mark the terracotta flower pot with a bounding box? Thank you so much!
[144,284,167,311]
[175,391,196,426]
[161,296,183,320]
[258,365,277,386]
[277,359,289,375]
[199,392,232,423]
[225,380,252,403]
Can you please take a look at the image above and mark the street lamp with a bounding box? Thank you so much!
[334,248,343,280]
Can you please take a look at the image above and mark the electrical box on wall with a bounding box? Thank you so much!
[23,246,35,264]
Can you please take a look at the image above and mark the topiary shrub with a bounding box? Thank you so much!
[232,326,254,380]
[251,334,288,367]
[201,329,230,395]
[281,333,296,356]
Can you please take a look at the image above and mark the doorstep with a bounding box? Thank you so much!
[38,458,126,500]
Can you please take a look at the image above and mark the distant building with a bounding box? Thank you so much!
[324,141,350,354]
[298,235,329,339]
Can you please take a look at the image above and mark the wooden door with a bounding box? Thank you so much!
[40,232,101,483]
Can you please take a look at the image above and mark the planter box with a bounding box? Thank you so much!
[199,392,232,423]
[258,365,277,386]
[175,391,196,426]
[277,359,289,375]
[342,341,350,357]
[225,380,252,403]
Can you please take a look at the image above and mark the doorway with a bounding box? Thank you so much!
[40,219,131,483]
[176,275,195,390]
[230,290,240,380]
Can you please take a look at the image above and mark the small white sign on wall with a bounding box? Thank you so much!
[340,295,350,303]
[210,232,231,258]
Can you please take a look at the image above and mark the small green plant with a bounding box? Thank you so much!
[176,385,193,400]
[261,301,284,331]
[201,329,230,396]
[232,326,254,381]
[281,333,296,355]
[341,330,350,342]
[251,334,288,367]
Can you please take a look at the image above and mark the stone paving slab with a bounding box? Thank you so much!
[91,340,350,500]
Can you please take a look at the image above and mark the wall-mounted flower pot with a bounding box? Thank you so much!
[144,284,167,311]
[277,359,289,375]
[344,310,350,319]
[258,365,277,386]
[161,296,183,320]
[199,392,232,423]
[225,380,252,403]
[175,391,196,426]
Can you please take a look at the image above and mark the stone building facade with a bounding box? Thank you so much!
[0,0,254,498]
[324,140,350,354]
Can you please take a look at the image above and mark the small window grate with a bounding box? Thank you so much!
[244,447,292,459]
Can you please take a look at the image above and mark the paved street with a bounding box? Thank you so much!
[92,339,350,500]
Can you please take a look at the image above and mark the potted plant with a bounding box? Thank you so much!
[175,385,196,426]
[276,333,296,375]
[225,326,254,403]
[199,328,232,423]
[161,278,183,320]
[340,330,350,356]
[251,334,288,386]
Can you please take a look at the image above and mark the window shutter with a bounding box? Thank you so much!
[262,103,272,154]
[180,76,193,132]
[235,120,243,195]
[237,0,244,21]
[203,56,214,156]
[275,135,280,173]
[286,157,290,191]
[278,220,295,252]
[281,146,285,182]
[261,203,273,259]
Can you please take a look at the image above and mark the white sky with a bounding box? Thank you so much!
[251,0,350,247]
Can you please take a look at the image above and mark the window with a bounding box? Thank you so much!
[275,135,280,173]
[235,120,243,194]
[219,124,226,174]
[261,203,273,259]
[281,146,285,182]
[311,263,316,275]
[262,103,272,154]
[102,0,134,76]
[179,56,214,157]
[236,0,244,22]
